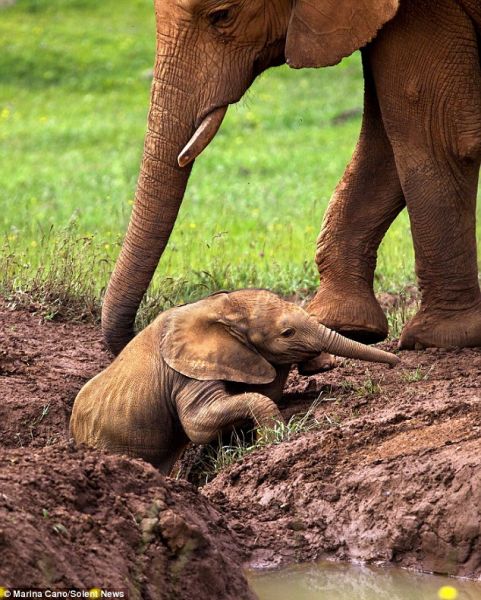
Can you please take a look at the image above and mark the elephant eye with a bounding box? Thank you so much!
[280,328,295,339]
[208,8,230,27]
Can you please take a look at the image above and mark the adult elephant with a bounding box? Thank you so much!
[102,0,481,356]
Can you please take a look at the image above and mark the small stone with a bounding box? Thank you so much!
[319,484,341,502]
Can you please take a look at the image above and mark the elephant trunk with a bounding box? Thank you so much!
[102,62,195,355]
[315,322,400,367]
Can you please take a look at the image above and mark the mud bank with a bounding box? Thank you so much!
[205,346,481,577]
[1,298,481,589]
[0,443,254,599]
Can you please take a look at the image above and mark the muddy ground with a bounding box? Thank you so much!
[1,297,481,593]
[205,349,481,578]
[0,443,254,599]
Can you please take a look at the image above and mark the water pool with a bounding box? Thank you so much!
[248,562,481,600]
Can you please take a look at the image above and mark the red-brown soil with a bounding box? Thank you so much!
[0,443,254,599]
[1,297,481,591]
[205,346,481,578]
[0,300,108,449]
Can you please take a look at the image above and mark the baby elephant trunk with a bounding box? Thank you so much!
[316,322,400,367]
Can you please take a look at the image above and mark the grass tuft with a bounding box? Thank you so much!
[386,290,420,341]
[353,371,383,397]
[0,223,112,321]
[177,399,337,485]
[402,365,434,383]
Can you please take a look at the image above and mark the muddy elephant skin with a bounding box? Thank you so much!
[73,290,399,473]
[101,0,481,356]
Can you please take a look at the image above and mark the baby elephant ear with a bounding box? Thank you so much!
[160,294,276,385]
[286,0,400,68]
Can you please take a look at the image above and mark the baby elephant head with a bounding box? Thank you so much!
[161,289,399,384]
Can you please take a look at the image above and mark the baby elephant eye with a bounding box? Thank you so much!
[208,8,230,26]
[280,327,296,339]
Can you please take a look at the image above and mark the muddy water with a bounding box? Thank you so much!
[248,562,481,600]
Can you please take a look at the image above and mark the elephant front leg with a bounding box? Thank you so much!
[310,52,405,344]
[178,390,284,445]
[371,0,481,349]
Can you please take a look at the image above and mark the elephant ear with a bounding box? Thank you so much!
[286,0,400,68]
[160,294,276,385]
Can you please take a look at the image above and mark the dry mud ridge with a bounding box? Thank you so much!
[205,349,481,577]
[0,444,254,599]
[1,298,481,596]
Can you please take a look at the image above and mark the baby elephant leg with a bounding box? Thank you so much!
[179,392,284,445]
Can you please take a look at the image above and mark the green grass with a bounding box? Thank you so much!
[1,0,479,318]
[176,400,330,485]
[402,365,433,383]
[352,371,383,397]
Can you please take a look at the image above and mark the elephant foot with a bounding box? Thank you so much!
[308,284,388,344]
[298,353,337,376]
[399,301,481,349]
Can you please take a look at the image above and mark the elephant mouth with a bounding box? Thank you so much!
[178,105,228,168]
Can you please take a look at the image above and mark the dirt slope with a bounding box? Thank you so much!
[0,299,109,448]
[0,442,255,599]
[204,347,481,577]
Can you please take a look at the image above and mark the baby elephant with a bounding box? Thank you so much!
[71,290,399,473]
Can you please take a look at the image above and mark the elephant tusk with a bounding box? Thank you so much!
[178,106,228,167]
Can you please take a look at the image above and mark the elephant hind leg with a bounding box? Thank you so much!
[309,52,405,344]
[371,0,481,349]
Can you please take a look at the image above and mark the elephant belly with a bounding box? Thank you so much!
[113,422,188,468]
[93,404,188,468]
